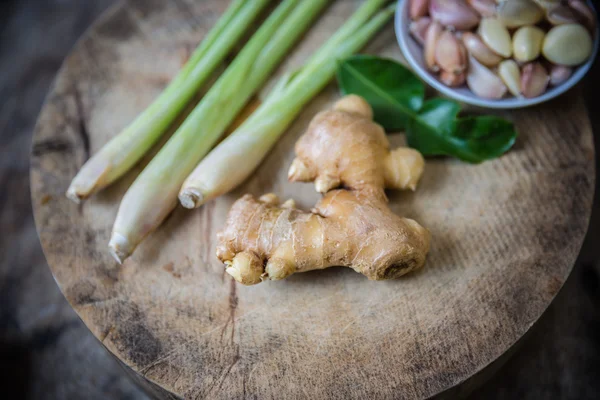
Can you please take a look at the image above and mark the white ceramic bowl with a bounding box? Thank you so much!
[395,0,599,109]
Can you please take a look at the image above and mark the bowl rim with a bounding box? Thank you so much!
[394,0,600,109]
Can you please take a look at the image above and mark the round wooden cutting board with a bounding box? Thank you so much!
[30,1,595,399]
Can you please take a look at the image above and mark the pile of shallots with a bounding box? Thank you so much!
[409,0,596,99]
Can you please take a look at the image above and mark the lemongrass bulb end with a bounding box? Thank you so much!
[65,186,83,204]
[109,232,132,264]
[179,188,204,209]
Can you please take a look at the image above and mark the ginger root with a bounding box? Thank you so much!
[216,95,431,285]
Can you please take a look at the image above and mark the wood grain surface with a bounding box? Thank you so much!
[30,0,595,399]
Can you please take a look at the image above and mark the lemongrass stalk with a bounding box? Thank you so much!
[109,0,329,263]
[179,2,396,208]
[299,0,389,69]
[66,0,271,203]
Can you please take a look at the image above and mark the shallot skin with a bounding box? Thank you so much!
[406,0,596,100]
[429,0,481,30]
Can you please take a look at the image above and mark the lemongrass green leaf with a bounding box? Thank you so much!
[178,1,396,208]
[66,0,272,203]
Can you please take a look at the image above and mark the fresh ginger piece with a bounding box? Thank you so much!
[216,95,431,285]
[217,191,431,285]
[288,95,425,193]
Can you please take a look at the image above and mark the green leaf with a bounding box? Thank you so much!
[337,55,424,131]
[406,108,517,163]
[449,116,517,163]
[336,55,517,163]
[405,98,460,156]
[416,98,460,135]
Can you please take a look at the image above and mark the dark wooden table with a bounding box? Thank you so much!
[1,0,600,399]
